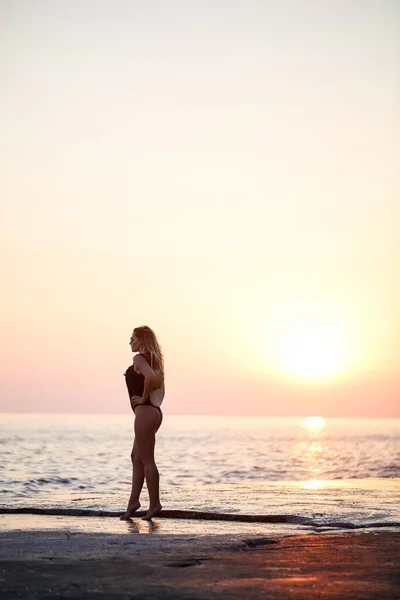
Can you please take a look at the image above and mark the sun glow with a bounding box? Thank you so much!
[264,303,354,382]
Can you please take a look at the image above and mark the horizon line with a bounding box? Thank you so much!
[0,412,399,421]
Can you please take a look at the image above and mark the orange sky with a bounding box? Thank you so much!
[1,1,399,417]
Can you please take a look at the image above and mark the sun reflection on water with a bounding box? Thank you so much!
[303,479,326,490]
[290,417,329,481]
[303,416,325,431]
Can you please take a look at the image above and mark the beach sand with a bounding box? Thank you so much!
[0,516,399,599]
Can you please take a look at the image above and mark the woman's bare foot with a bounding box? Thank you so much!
[120,501,141,520]
[142,502,162,521]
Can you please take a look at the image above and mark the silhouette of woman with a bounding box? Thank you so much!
[121,326,165,520]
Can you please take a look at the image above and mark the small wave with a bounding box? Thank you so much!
[22,477,79,486]
[0,507,399,531]
[0,507,309,522]
[310,520,400,530]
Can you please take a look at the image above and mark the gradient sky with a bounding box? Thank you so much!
[1,0,399,417]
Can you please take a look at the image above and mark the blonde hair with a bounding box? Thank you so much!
[133,326,164,375]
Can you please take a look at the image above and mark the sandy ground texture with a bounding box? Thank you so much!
[0,517,399,600]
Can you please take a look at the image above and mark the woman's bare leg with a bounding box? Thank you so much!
[134,406,163,520]
[120,440,144,520]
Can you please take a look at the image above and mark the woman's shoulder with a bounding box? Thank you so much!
[134,353,157,374]
[134,352,147,362]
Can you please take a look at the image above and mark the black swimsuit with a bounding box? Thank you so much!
[124,357,162,413]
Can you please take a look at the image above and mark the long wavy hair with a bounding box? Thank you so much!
[133,326,164,376]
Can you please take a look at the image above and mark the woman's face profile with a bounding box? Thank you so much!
[129,333,141,353]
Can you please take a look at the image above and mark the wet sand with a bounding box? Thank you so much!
[0,516,399,599]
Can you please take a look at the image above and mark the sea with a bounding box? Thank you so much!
[1,414,399,535]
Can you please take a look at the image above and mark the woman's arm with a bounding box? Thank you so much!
[131,354,156,405]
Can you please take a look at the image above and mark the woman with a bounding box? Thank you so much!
[121,326,165,521]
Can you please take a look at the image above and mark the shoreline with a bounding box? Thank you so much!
[1,526,399,599]
[2,511,399,539]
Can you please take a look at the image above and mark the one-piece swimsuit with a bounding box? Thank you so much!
[124,355,162,413]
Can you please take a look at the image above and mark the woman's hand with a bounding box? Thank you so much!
[130,395,144,410]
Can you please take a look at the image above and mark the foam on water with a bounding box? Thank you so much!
[1,479,399,533]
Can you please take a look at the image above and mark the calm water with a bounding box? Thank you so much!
[1,414,399,493]
[1,414,399,530]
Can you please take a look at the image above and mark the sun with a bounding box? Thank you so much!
[276,324,351,381]
[264,304,354,383]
